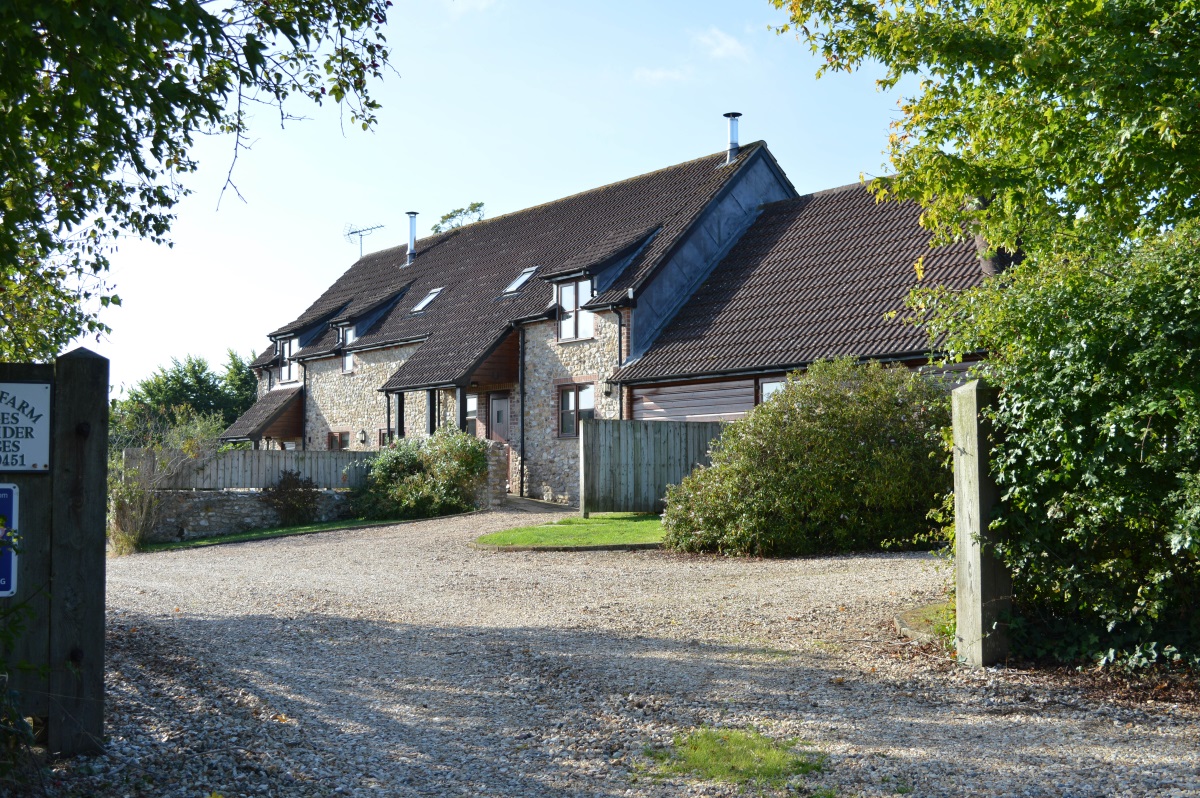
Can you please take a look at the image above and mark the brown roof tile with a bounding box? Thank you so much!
[613,184,984,384]
[266,144,772,393]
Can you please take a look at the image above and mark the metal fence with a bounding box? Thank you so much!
[122,448,375,490]
[579,420,724,514]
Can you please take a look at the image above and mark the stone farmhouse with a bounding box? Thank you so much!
[222,119,984,503]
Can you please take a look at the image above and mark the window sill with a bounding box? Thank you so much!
[557,336,596,345]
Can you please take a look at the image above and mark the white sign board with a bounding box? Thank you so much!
[0,383,51,472]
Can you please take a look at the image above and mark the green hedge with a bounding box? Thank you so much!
[662,358,950,557]
[926,223,1200,669]
[351,428,488,521]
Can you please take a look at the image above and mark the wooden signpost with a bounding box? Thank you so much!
[0,348,108,756]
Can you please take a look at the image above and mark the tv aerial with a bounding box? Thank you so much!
[344,222,384,257]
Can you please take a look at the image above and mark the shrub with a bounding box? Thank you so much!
[352,428,489,521]
[260,470,322,527]
[662,358,950,556]
[106,409,226,553]
[922,222,1200,669]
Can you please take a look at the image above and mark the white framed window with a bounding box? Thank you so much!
[279,338,295,382]
[759,377,786,403]
[503,266,537,294]
[412,287,443,313]
[558,383,596,437]
[465,395,478,436]
[558,278,594,341]
[342,326,357,373]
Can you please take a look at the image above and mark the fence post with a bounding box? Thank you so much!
[579,421,589,518]
[952,380,1011,667]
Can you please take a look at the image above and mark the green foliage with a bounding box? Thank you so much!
[111,353,257,446]
[430,202,485,234]
[352,428,489,520]
[0,0,392,360]
[662,359,950,557]
[261,470,322,528]
[650,727,823,788]
[922,223,1200,668]
[770,0,1200,259]
[108,408,226,554]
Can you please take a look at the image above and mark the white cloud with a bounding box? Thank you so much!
[693,27,749,61]
[632,66,692,84]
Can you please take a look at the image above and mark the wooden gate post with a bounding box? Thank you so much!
[952,380,1012,667]
[47,349,108,754]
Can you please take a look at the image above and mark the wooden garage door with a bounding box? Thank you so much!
[632,379,755,422]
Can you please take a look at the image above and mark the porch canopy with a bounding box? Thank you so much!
[220,386,304,446]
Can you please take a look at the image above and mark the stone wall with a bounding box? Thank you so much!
[520,311,621,504]
[306,344,416,451]
[147,489,352,543]
[475,440,510,509]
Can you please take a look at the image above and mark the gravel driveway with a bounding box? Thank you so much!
[37,500,1200,797]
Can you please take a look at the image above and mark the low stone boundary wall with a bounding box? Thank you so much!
[148,489,352,543]
[145,441,509,543]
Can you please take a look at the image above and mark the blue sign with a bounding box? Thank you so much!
[0,484,17,598]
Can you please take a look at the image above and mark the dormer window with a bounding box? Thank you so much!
[503,267,537,295]
[412,287,443,313]
[342,326,357,373]
[558,278,594,341]
[279,338,295,382]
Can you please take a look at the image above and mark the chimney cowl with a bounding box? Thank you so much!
[723,112,742,165]
[406,211,418,266]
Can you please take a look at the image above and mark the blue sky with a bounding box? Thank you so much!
[90,0,906,394]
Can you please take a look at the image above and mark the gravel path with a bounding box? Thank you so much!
[31,501,1200,798]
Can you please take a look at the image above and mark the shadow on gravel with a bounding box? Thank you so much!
[54,611,1199,798]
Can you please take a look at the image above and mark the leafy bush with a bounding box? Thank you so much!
[260,470,322,528]
[922,221,1200,669]
[662,358,950,556]
[352,428,489,521]
[107,408,226,554]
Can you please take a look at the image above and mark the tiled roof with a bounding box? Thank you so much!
[612,184,984,384]
[249,346,279,369]
[220,387,303,440]
[267,143,774,393]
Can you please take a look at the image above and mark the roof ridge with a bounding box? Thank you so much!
[356,142,769,262]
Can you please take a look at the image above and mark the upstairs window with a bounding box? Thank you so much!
[558,383,595,437]
[342,326,357,373]
[759,378,786,403]
[412,287,443,313]
[279,338,295,382]
[503,266,537,294]
[558,278,594,341]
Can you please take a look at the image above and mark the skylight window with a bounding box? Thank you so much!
[411,287,443,313]
[503,266,537,294]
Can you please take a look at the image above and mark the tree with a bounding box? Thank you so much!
[111,352,258,450]
[769,0,1200,256]
[1,1,393,361]
[431,202,485,234]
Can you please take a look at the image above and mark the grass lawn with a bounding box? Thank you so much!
[140,518,399,552]
[646,727,825,790]
[474,512,663,549]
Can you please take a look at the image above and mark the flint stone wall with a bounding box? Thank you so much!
[521,312,621,505]
[147,489,352,543]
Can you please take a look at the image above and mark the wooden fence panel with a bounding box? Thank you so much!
[122,448,374,490]
[580,419,724,515]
